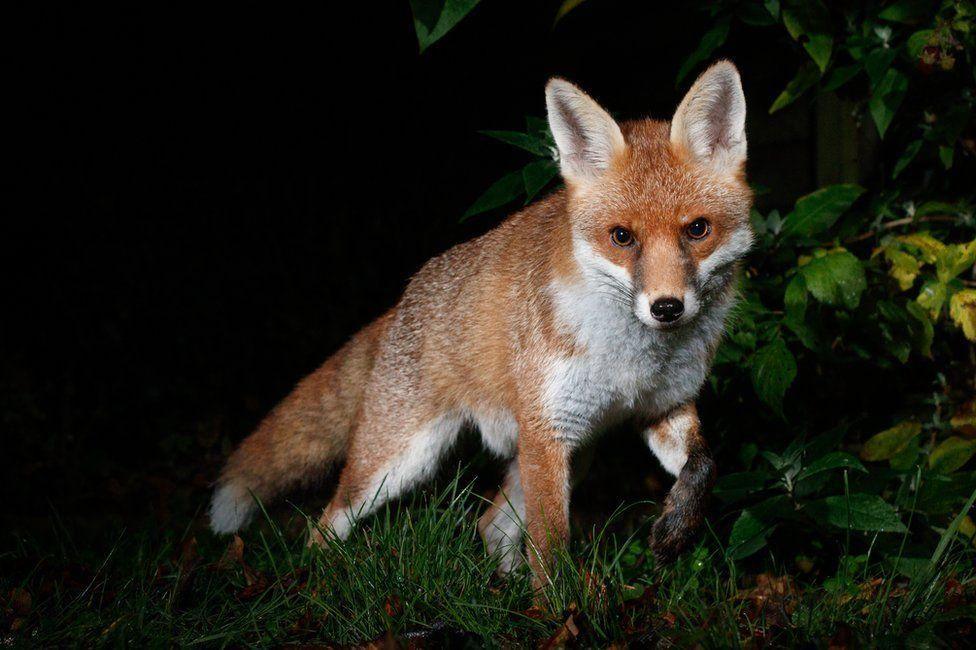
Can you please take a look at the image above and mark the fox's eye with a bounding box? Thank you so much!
[610,227,635,247]
[686,218,710,240]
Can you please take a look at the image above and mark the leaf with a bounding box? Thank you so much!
[935,241,976,282]
[797,452,867,480]
[930,437,976,474]
[714,471,770,503]
[939,145,954,169]
[410,0,482,52]
[677,17,731,84]
[780,184,864,238]
[554,0,589,24]
[480,130,552,157]
[907,29,935,59]
[461,171,523,221]
[821,64,861,92]
[799,250,867,309]
[906,301,934,357]
[770,63,820,113]
[728,510,774,560]
[916,279,947,320]
[750,338,798,416]
[782,1,833,72]
[892,139,922,178]
[805,494,908,532]
[784,274,808,322]
[864,47,899,87]
[868,68,908,138]
[896,232,944,264]
[884,248,922,291]
[878,0,930,24]
[522,159,559,202]
[860,421,921,461]
[950,289,976,341]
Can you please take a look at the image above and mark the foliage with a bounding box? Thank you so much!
[419,0,976,612]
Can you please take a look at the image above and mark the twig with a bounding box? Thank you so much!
[844,215,959,244]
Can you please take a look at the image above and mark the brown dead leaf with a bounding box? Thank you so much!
[541,613,580,649]
[384,596,402,618]
[951,399,976,438]
[7,588,31,616]
[217,535,244,571]
[737,573,801,629]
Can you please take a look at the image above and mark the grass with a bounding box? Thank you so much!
[2,475,974,647]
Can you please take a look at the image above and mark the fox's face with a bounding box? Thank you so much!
[547,62,753,330]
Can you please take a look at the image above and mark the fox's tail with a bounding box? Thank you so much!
[208,315,388,534]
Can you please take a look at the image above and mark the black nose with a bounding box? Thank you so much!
[650,297,684,323]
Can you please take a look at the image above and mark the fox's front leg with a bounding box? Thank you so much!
[517,415,571,592]
[644,403,716,563]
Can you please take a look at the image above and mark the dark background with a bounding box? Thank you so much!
[5,2,817,535]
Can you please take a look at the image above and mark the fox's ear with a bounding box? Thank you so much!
[670,61,746,175]
[546,79,626,185]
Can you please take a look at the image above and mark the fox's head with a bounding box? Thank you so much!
[546,61,753,330]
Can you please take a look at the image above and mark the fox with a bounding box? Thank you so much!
[209,60,753,588]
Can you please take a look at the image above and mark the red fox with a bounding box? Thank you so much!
[210,61,752,586]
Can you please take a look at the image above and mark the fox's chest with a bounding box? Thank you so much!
[543,338,709,445]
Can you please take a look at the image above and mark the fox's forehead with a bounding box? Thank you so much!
[581,119,751,224]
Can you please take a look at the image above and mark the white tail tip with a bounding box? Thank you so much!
[209,482,256,534]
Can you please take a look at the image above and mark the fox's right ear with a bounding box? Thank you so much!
[545,79,626,186]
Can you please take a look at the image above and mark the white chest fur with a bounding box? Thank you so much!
[543,253,730,446]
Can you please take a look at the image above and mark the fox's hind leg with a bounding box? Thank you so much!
[308,409,464,545]
[478,461,526,575]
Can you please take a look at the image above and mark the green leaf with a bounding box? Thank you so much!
[750,338,797,415]
[479,130,552,157]
[522,159,559,202]
[892,139,923,178]
[554,0,589,24]
[906,301,934,357]
[728,510,774,560]
[797,452,867,480]
[878,0,930,24]
[821,64,861,92]
[936,242,976,282]
[864,47,899,87]
[410,0,481,52]
[907,29,934,59]
[860,421,921,461]
[929,437,976,474]
[939,145,955,169]
[770,63,820,113]
[784,274,808,322]
[805,494,908,532]
[799,250,867,309]
[677,18,730,84]
[916,279,947,320]
[868,68,908,138]
[737,2,777,26]
[781,184,864,238]
[714,471,770,503]
[782,1,833,72]
[461,171,523,221]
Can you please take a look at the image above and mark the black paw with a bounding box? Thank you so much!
[650,509,698,564]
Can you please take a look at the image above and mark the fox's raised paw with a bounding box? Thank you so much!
[650,508,698,564]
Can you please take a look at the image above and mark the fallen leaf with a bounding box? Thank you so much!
[216,535,244,571]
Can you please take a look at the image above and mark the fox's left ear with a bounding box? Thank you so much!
[670,61,747,176]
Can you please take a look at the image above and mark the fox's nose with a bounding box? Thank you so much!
[650,297,684,323]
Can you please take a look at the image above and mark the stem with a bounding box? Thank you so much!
[844,215,959,244]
